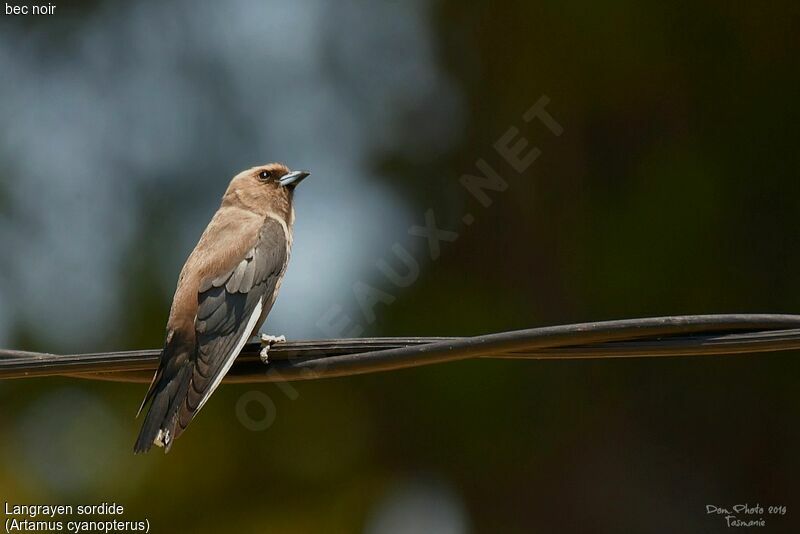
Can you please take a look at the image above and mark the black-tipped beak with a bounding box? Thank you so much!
[279,170,310,188]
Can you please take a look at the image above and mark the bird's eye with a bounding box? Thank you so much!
[258,170,271,181]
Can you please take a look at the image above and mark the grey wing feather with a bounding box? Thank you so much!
[225,259,249,293]
[175,217,289,437]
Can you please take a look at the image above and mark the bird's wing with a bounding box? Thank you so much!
[174,216,289,439]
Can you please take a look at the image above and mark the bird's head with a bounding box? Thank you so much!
[223,162,310,219]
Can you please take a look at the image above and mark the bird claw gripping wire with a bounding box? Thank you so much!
[259,334,286,364]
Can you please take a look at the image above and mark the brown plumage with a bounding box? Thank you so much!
[135,163,310,453]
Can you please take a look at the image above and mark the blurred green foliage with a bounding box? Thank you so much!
[2,1,799,533]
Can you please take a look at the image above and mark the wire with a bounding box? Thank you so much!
[1,314,799,383]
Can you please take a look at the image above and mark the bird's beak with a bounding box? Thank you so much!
[279,170,310,188]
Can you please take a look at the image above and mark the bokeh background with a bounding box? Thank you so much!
[1,1,799,532]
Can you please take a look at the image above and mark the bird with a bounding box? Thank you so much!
[134,162,310,453]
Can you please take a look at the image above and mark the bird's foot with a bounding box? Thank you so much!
[259,334,286,364]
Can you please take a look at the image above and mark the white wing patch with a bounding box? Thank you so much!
[194,297,264,414]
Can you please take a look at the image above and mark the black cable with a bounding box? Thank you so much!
[1,314,799,383]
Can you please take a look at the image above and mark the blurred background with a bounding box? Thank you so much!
[1,0,799,532]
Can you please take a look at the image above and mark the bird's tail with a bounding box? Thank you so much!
[134,334,193,454]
